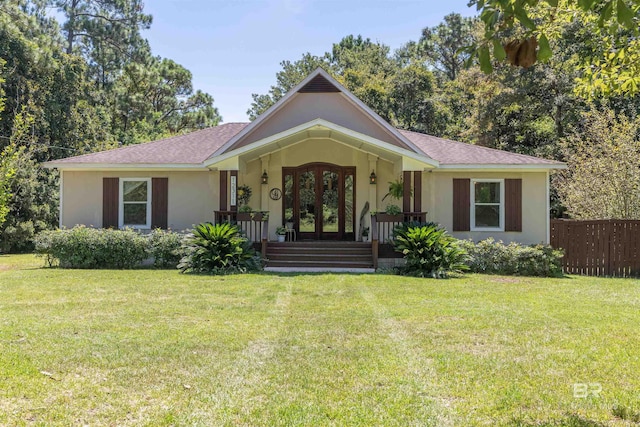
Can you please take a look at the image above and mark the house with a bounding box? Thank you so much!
[44,68,565,270]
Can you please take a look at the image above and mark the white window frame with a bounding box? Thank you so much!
[119,178,152,229]
[470,179,504,231]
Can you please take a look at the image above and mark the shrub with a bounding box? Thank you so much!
[149,228,185,268]
[384,204,402,215]
[35,226,148,269]
[393,224,469,278]
[460,238,564,277]
[177,222,261,274]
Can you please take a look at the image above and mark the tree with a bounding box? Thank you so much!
[556,108,640,219]
[52,0,152,89]
[419,13,478,81]
[112,57,221,144]
[0,60,14,228]
[0,1,116,158]
[468,0,640,97]
[0,107,58,253]
[389,62,447,135]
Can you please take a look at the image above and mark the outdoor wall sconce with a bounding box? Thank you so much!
[369,170,377,185]
[261,170,269,185]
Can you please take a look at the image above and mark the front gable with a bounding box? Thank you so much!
[213,69,424,158]
[233,93,410,150]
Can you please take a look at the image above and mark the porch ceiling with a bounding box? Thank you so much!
[205,119,438,170]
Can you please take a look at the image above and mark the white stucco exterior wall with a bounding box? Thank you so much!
[423,171,549,244]
[61,170,218,231]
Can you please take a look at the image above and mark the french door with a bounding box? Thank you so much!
[283,163,355,240]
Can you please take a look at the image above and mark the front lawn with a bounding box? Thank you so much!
[1,254,639,426]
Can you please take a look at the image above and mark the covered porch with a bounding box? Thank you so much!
[207,119,435,244]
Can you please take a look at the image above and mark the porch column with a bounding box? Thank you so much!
[403,171,411,213]
[260,155,270,211]
[414,171,422,212]
[368,154,378,213]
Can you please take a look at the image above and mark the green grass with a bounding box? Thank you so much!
[1,254,639,426]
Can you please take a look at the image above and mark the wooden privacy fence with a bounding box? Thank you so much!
[550,219,640,277]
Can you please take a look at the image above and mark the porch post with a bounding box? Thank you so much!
[414,171,422,213]
[403,171,411,213]
[261,155,270,211]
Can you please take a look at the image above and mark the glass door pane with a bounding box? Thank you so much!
[299,171,315,233]
[344,173,354,234]
[322,170,339,233]
[283,173,294,227]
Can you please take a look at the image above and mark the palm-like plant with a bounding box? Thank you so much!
[393,225,468,278]
[178,223,261,274]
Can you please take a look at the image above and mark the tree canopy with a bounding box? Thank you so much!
[0,0,219,251]
[469,0,640,97]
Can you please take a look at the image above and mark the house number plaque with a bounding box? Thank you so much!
[269,188,282,200]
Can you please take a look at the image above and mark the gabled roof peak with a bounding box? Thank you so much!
[212,67,422,157]
[298,72,341,93]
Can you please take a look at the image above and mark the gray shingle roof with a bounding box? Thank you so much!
[399,129,562,165]
[49,123,249,165]
[46,122,562,168]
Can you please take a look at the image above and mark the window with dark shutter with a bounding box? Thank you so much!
[102,177,119,228]
[505,178,522,232]
[452,178,470,231]
[152,177,168,229]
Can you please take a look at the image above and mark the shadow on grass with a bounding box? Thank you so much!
[512,414,605,427]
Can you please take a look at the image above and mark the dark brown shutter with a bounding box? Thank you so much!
[453,178,470,231]
[505,178,522,232]
[151,178,168,229]
[220,171,228,211]
[102,177,119,228]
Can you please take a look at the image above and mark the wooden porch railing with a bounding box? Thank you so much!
[371,212,428,269]
[214,211,269,259]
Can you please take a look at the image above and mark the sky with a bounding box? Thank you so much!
[142,0,477,123]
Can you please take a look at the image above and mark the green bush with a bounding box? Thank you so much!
[35,226,148,269]
[177,222,261,274]
[393,224,469,278]
[149,228,185,268]
[459,238,564,277]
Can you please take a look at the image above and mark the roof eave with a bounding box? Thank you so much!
[434,163,567,171]
[42,162,209,171]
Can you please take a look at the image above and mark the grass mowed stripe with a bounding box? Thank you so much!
[360,286,452,426]
[204,283,293,424]
[1,255,640,425]
[215,275,441,426]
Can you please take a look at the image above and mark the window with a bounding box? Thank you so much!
[471,179,504,231]
[119,178,151,228]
